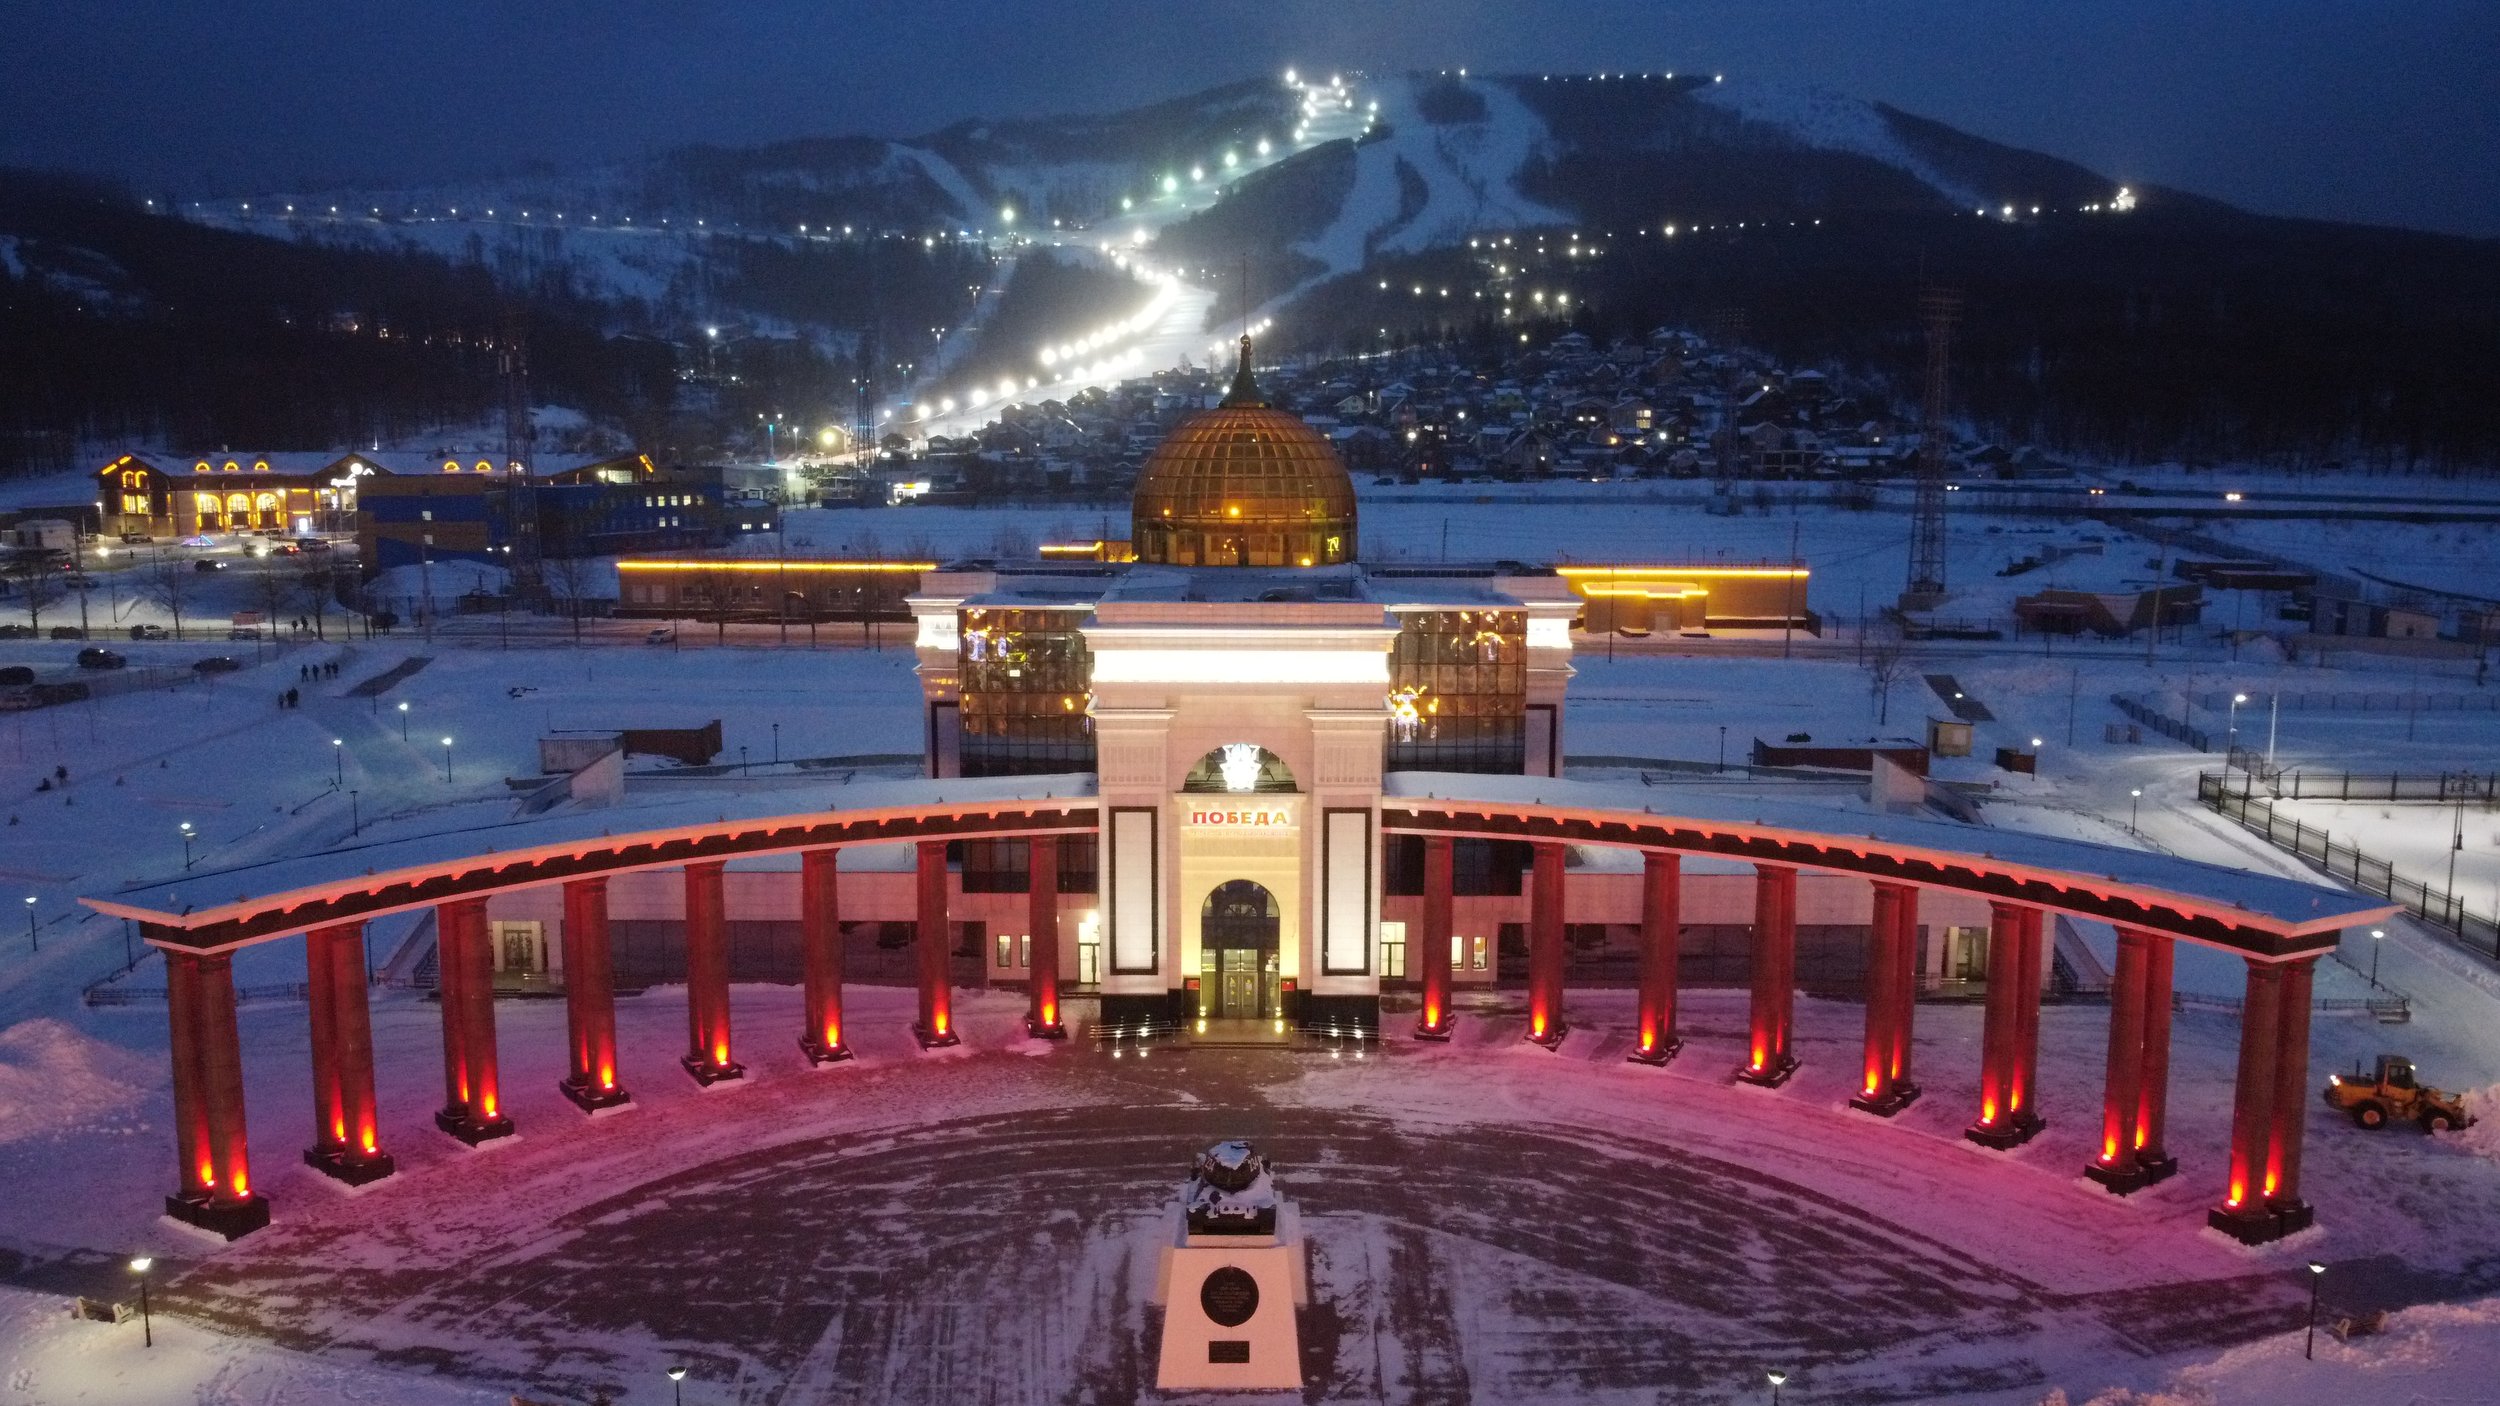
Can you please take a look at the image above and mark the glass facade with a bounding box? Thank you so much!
[1385,608,1528,773]
[1130,406,1358,568]
[958,605,1095,777]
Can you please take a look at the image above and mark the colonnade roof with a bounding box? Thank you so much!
[86,774,1099,952]
[1381,772,2395,957]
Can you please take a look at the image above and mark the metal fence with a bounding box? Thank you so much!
[2114,693,2212,751]
[2193,690,2500,715]
[2224,748,2500,803]
[84,980,311,1008]
[2198,773,2500,963]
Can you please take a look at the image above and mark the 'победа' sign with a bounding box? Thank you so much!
[1186,806,1293,829]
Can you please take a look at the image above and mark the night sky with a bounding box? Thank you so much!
[7,0,2496,236]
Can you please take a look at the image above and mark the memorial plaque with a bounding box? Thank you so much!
[1200,1266,1261,1327]
[1208,1341,1252,1364]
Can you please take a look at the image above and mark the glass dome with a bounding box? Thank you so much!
[1131,337,1357,568]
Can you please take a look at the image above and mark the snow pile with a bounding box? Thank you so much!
[0,1019,156,1147]
[2452,1083,2500,1164]
[2143,1294,2500,1405]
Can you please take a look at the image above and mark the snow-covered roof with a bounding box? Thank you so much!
[85,773,1096,949]
[1382,772,2394,954]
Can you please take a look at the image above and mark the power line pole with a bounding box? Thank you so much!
[1902,287,1960,611]
[498,312,542,602]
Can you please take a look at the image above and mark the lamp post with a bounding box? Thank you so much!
[772,722,780,765]
[1767,1369,1788,1405]
[440,737,454,783]
[397,700,409,741]
[180,822,196,870]
[2305,1260,2327,1359]
[1718,724,1728,773]
[129,1255,153,1347]
[22,897,35,954]
[668,1366,687,1405]
[2227,691,2248,754]
[349,789,360,837]
[2129,787,2143,833]
[2370,927,2385,989]
[331,738,344,786]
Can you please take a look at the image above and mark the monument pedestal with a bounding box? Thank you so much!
[1152,1201,1306,1391]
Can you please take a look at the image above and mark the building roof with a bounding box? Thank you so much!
[1130,336,1358,568]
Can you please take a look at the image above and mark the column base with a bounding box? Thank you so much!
[165,1192,270,1240]
[434,1107,515,1146]
[912,1021,962,1051]
[2084,1158,2151,1195]
[1850,1081,1923,1117]
[558,1077,633,1112]
[1413,1017,1456,1043]
[1626,1035,1682,1066]
[2135,1151,2180,1186]
[2207,1199,2314,1245]
[1023,1016,1068,1040]
[680,1053,747,1086]
[1964,1110,2046,1150]
[1523,1022,1569,1051]
[1734,1052,1799,1088]
[302,1145,396,1186]
[799,1034,854,1065]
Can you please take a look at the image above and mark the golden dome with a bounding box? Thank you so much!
[1131,337,1357,568]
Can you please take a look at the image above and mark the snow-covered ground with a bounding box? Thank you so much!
[6,494,2500,1401]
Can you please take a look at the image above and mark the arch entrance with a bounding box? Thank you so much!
[1200,880,1281,1021]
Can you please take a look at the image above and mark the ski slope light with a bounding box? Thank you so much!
[1163,175,1179,193]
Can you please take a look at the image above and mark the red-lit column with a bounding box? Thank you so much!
[799,847,851,1063]
[2087,925,2150,1190]
[914,840,960,1048]
[680,861,744,1084]
[1737,864,1799,1086]
[1525,840,1568,1048]
[559,878,629,1109]
[433,898,513,1145]
[2210,958,2289,1240]
[2132,929,2178,1182]
[1853,882,1921,1113]
[304,923,392,1183]
[2262,956,2320,1237]
[1968,902,2046,1147]
[1416,836,1457,1040]
[1027,835,1066,1039]
[163,945,270,1237]
[1629,851,1682,1064]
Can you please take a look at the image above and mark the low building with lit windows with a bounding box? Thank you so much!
[99,451,370,538]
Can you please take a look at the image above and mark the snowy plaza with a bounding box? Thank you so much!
[5,461,2500,1405]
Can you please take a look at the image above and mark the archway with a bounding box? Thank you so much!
[1200,880,1280,1020]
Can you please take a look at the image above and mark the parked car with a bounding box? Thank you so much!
[61,573,96,589]
[0,690,37,712]
[295,538,333,552]
[48,626,84,640]
[226,627,261,641]
[646,627,675,644]
[75,647,126,669]
[119,531,151,545]
[0,624,29,639]
[128,624,169,640]
[30,680,89,705]
[193,559,226,573]
[191,656,242,674]
[0,666,33,686]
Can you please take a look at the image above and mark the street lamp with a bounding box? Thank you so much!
[349,789,360,837]
[2228,691,2249,753]
[668,1366,688,1405]
[180,822,196,870]
[2129,787,2143,832]
[397,699,410,741]
[331,738,344,786]
[129,1255,153,1347]
[1718,724,1728,772]
[2369,927,2385,989]
[1767,1369,1788,1405]
[23,896,36,954]
[2305,1260,2327,1359]
[440,737,454,783]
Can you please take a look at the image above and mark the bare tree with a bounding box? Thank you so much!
[142,552,193,639]
[541,554,602,644]
[248,562,302,639]
[690,555,745,644]
[8,555,64,633]
[1865,637,1911,727]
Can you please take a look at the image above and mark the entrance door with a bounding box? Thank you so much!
[1201,880,1280,1020]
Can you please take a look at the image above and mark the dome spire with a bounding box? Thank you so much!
[1221,333,1266,409]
